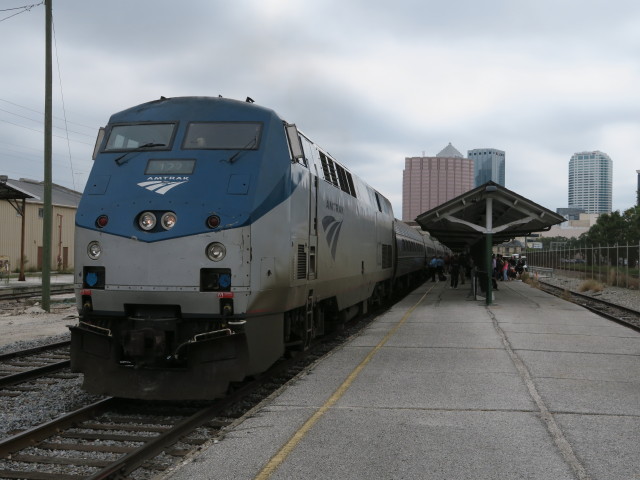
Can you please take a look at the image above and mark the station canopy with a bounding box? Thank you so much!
[415,182,565,251]
[0,179,37,201]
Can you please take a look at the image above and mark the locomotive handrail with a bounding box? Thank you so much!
[79,321,113,337]
[193,328,233,342]
[173,328,234,360]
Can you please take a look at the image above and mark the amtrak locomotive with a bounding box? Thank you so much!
[70,96,447,400]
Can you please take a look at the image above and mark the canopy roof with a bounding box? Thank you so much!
[0,179,37,201]
[416,182,565,250]
[0,178,82,206]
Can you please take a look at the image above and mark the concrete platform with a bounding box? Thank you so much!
[163,280,640,480]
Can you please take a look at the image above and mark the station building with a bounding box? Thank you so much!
[0,177,81,274]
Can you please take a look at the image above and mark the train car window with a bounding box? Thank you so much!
[183,122,262,150]
[319,153,334,185]
[328,160,340,186]
[299,135,316,168]
[104,123,175,151]
[374,192,383,212]
[335,164,351,195]
[318,152,357,198]
[345,171,357,197]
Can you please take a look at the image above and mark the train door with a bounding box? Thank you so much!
[286,124,318,282]
[308,169,318,281]
[285,124,321,345]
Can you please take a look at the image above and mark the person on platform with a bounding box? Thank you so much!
[450,255,460,289]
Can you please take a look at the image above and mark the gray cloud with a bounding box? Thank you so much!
[1,0,638,215]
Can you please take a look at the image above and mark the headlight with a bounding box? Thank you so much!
[87,241,102,260]
[161,212,177,230]
[206,242,226,262]
[139,211,156,231]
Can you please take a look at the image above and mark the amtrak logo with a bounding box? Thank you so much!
[322,216,343,260]
[137,177,188,195]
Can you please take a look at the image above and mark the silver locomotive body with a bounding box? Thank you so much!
[70,97,423,400]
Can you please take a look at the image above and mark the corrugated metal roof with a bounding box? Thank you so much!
[0,180,36,200]
[0,178,81,207]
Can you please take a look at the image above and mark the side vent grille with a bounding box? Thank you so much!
[297,244,307,279]
[382,244,392,269]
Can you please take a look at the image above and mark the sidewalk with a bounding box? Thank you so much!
[163,280,640,480]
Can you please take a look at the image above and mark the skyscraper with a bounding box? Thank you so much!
[468,148,505,187]
[402,143,474,221]
[568,151,612,214]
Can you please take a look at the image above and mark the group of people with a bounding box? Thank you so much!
[493,254,527,284]
[428,253,474,289]
[427,253,527,291]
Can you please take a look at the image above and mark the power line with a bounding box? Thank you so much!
[0,107,94,137]
[0,118,93,146]
[52,14,76,190]
[0,98,96,131]
[0,1,43,23]
[0,1,43,11]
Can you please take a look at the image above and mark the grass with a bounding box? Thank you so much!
[521,272,540,288]
[578,279,604,292]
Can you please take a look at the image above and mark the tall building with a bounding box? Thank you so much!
[468,148,505,187]
[637,170,640,206]
[402,143,474,221]
[568,151,612,214]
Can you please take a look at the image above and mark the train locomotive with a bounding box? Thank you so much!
[70,96,447,400]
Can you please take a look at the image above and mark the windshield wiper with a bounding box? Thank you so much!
[223,136,258,164]
[114,143,166,166]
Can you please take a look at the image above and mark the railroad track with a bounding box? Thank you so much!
[0,283,403,478]
[0,321,355,479]
[538,280,640,332]
[0,341,72,393]
[0,284,74,302]
[0,397,233,479]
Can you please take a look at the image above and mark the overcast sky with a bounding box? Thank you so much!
[1,0,639,218]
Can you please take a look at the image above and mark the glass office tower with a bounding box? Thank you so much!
[568,151,612,214]
[468,148,505,187]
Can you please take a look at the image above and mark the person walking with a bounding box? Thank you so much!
[450,255,460,288]
[429,256,437,282]
[436,256,446,281]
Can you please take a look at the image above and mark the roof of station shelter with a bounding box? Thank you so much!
[0,177,36,201]
[0,177,81,207]
[415,181,565,251]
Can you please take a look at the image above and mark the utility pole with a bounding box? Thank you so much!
[42,0,52,311]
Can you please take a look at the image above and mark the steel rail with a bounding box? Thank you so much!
[538,280,640,333]
[0,397,117,458]
[0,360,71,388]
[0,340,70,362]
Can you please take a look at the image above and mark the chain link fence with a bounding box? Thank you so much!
[525,242,640,289]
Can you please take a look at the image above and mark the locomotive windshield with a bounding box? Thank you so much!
[104,123,175,151]
[183,122,262,150]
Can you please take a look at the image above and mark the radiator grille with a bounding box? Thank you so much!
[297,244,307,279]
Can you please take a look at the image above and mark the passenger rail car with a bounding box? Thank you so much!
[70,96,440,400]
